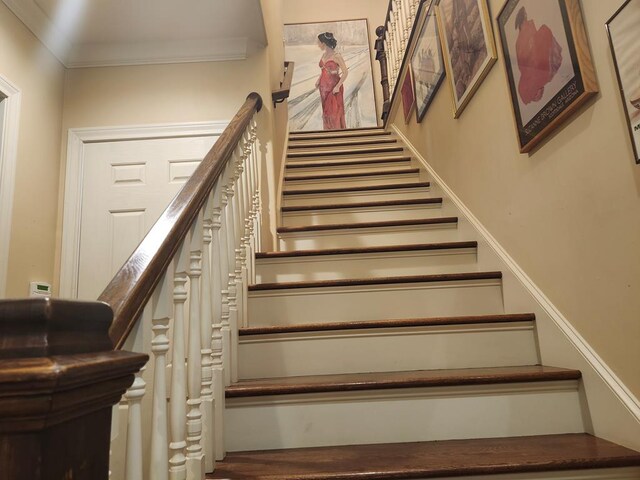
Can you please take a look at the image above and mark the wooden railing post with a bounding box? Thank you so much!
[375,25,392,121]
[0,299,147,480]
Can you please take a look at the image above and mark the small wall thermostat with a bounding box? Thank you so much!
[29,282,52,298]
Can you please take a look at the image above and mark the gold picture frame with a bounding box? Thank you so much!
[435,0,498,118]
[496,0,599,153]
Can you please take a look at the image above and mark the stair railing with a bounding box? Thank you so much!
[100,92,263,480]
[376,0,425,121]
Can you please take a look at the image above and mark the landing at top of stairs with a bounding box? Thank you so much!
[208,434,640,480]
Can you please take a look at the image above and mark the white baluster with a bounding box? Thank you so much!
[124,371,146,480]
[150,271,172,480]
[169,239,189,480]
[200,195,215,472]
[230,145,245,383]
[218,164,232,386]
[224,155,239,385]
[395,0,407,49]
[250,118,262,254]
[210,179,226,460]
[186,214,205,480]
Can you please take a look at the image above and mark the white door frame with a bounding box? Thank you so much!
[60,121,228,299]
[0,75,22,298]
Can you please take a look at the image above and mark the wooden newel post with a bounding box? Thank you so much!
[0,298,148,480]
[375,25,391,121]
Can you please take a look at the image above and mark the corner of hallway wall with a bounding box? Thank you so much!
[0,2,66,298]
[388,0,640,400]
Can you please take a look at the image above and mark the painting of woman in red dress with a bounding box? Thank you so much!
[515,6,563,105]
[315,32,349,130]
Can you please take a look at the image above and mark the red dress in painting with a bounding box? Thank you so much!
[318,59,346,130]
[516,19,563,105]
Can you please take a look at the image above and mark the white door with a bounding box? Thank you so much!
[71,131,220,300]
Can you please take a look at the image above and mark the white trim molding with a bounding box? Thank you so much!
[0,75,21,298]
[392,124,640,427]
[59,121,229,299]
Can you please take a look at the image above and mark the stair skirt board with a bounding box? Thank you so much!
[255,246,478,283]
[278,222,461,250]
[238,320,539,378]
[247,278,504,325]
[281,203,444,227]
[224,380,584,451]
[281,186,433,207]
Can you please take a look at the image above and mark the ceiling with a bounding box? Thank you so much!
[3,0,267,67]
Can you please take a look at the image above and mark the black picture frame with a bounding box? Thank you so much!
[606,0,640,164]
[410,1,446,123]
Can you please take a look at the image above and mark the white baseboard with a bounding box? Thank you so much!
[391,124,640,427]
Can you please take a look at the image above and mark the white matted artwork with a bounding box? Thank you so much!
[284,19,378,131]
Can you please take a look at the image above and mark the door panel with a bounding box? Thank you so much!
[76,135,217,300]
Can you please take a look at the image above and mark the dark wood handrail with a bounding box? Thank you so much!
[272,61,295,106]
[100,92,263,349]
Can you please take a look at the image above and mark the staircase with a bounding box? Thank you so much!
[209,127,640,479]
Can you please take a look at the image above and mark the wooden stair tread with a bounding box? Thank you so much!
[291,126,385,135]
[282,198,443,213]
[288,138,397,149]
[208,434,640,479]
[240,313,536,336]
[288,146,403,158]
[285,168,419,182]
[249,271,501,292]
[225,365,581,398]
[282,182,431,196]
[256,241,477,259]
[285,156,411,169]
[277,217,458,234]
[289,130,392,141]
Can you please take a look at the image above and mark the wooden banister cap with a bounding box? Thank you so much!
[0,298,148,433]
[0,298,114,358]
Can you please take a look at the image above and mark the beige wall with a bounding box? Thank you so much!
[0,3,65,298]
[390,0,640,397]
[282,0,390,122]
[57,48,282,285]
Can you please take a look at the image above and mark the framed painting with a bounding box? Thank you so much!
[411,1,446,123]
[606,0,640,164]
[497,0,599,153]
[401,67,416,124]
[284,19,378,132]
[435,0,497,118]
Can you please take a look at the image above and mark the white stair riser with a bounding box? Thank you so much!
[279,224,461,250]
[256,249,478,283]
[248,280,504,326]
[289,130,387,141]
[238,322,539,378]
[412,469,640,480]
[225,382,584,451]
[282,188,431,207]
[284,173,421,189]
[282,204,443,226]
[284,160,412,174]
